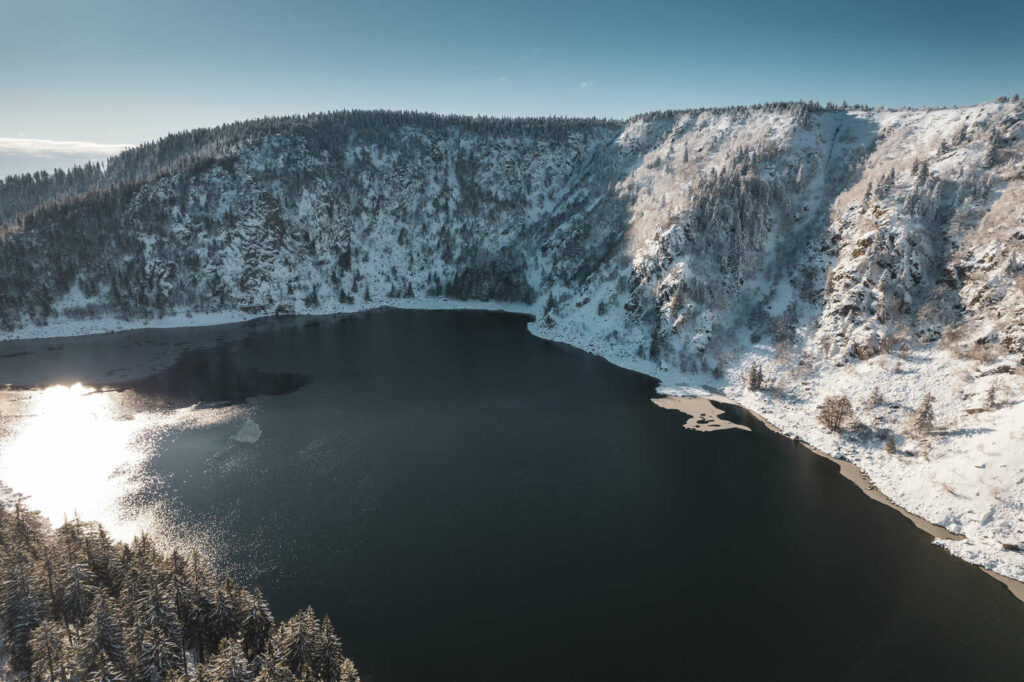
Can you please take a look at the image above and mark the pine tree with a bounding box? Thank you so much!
[204,638,253,682]
[915,160,929,186]
[241,588,275,659]
[136,624,185,681]
[30,619,72,681]
[986,384,998,409]
[983,131,999,168]
[3,496,365,679]
[75,594,129,676]
[166,568,194,662]
[278,607,320,677]
[0,564,43,670]
[129,584,185,676]
[12,496,47,553]
[82,650,126,682]
[314,615,347,681]
[63,562,96,627]
[203,587,241,659]
[875,168,896,199]
[746,362,764,391]
[912,393,936,435]
[185,551,215,662]
[252,639,296,682]
[83,525,117,590]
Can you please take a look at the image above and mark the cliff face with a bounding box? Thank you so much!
[2,99,1024,583]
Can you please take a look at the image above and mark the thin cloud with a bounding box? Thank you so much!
[579,80,596,90]
[0,137,128,158]
[495,76,509,83]
[517,48,542,63]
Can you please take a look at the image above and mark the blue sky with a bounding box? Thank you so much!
[0,0,1022,173]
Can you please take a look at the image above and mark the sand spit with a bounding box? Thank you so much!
[652,396,751,432]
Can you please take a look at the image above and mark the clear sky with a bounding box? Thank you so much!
[1,0,1022,173]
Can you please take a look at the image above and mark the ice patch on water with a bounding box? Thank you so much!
[231,419,262,444]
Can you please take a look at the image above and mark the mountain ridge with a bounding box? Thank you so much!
[2,96,1024,588]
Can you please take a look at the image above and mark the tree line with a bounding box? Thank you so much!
[0,496,359,681]
[0,99,874,228]
[0,109,622,227]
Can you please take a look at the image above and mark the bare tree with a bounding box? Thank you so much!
[817,395,854,431]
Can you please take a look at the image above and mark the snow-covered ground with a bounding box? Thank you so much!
[0,297,533,343]
[719,349,1024,583]
[2,98,1024,588]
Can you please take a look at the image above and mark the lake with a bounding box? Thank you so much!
[2,309,1024,681]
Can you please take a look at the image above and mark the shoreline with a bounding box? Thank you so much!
[652,392,1024,603]
[0,299,535,344]
[651,396,751,433]
[4,305,1024,603]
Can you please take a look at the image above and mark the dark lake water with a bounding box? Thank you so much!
[3,309,1024,681]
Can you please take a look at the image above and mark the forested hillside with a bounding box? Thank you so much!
[2,98,1024,590]
[0,494,359,680]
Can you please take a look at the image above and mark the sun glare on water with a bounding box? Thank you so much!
[0,383,157,539]
[0,382,243,543]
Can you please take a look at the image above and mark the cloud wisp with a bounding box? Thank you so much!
[0,137,129,158]
[0,137,131,178]
[517,47,542,63]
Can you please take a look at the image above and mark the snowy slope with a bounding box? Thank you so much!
[2,99,1024,585]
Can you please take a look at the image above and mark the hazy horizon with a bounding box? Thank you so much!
[3,93,1022,178]
[2,0,1022,175]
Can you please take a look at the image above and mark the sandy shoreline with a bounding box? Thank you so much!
[652,392,1024,603]
[651,396,750,433]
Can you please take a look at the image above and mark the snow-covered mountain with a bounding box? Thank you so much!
[2,99,1024,587]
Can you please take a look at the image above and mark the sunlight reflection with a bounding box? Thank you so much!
[0,382,244,543]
